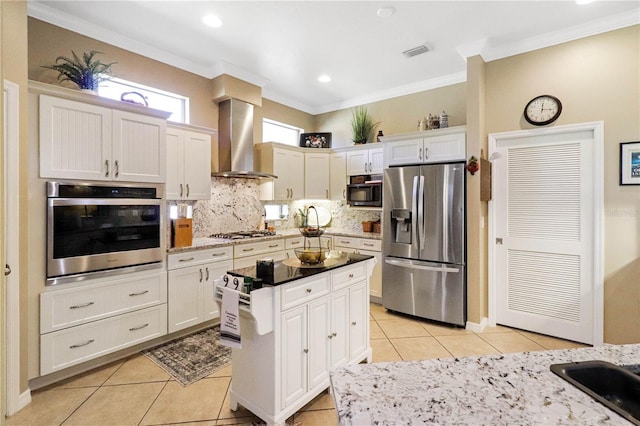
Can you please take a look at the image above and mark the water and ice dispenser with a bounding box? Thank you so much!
[390,208,412,244]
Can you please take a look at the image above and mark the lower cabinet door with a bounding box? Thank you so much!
[168,265,203,333]
[307,296,331,390]
[349,281,368,359]
[281,306,307,409]
[330,289,349,367]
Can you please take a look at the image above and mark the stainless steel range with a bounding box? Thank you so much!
[210,231,276,240]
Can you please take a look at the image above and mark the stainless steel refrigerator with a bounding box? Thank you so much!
[382,163,466,326]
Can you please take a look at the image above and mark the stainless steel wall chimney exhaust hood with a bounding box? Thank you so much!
[212,98,277,179]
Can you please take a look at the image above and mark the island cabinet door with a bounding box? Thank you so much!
[349,281,368,359]
[307,296,331,390]
[330,289,350,367]
[281,306,307,409]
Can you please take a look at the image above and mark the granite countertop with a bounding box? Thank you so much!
[330,344,640,425]
[167,228,382,254]
[226,252,374,286]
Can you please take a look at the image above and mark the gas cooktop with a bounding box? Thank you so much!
[209,230,276,240]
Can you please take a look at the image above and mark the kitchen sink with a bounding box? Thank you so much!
[550,360,640,425]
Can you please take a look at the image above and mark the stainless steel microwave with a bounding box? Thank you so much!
[346,182,382,207]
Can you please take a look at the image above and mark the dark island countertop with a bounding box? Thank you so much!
[226,252,374,286]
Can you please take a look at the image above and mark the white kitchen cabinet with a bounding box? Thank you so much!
[256,144,304,200]
[330,151,347,201]
[334,237,382,299]
[304,152,330,199]
[346,146,383,175]
[166,126,212,200]
[384,126,466,166]
[39,268,167,375]
[167,246,233,333]
[39,95,166,182]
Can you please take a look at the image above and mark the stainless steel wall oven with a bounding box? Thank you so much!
[47,181,163,284]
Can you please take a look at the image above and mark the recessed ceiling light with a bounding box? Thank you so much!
[202,14,222,28]
[377,7,395,18]
[318,75,331,83]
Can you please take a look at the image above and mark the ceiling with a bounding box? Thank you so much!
[29,1,639,114]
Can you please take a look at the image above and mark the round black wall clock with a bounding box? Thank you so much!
[524,95,562,126]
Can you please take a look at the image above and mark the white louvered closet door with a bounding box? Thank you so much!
[494,129,596,344]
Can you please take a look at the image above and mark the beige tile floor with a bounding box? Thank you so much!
[8,303,588,426]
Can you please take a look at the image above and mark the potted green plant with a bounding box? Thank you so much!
[350,106,380,144]
[42,50,116,92]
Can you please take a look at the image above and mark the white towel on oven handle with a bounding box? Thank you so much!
[220,287,242,349]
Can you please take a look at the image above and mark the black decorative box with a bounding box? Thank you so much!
[300,132,331,148]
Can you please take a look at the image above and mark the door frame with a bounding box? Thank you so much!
[4,80,30,415]
[487,121,604,345]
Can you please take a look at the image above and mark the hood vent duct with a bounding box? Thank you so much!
[212,98,276,179]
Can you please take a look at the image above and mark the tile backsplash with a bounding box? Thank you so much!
[168,177,381,238]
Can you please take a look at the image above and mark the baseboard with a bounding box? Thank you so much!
[465,317,488,333]
[6,388,32,417]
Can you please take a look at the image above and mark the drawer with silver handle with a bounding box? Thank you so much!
[332,263,366,291]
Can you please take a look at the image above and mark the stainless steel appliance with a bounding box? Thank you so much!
[47,181,164,283]
[346,176,382,207]
[382,163,466,326]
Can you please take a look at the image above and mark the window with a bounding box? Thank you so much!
[263,118,303,146]
[264,204,289,221]
[98,78,189,123]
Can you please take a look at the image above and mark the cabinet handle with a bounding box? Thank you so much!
[129,290,149,297]
[328,334,333,339]
[348,273,354,279]
[69,302,94,310]
[268,244,279,248]
[4,264,11,276]
[326,189,328,198]
[306,288,312,293]
[340,240,349,244]
[419,147,422,160]
[343,189,346,199]
[369,162,372,173]
[114,160,120,178]
[179,183,183,197]
[363,243,374,247]
[333,332,337,337]
[205,267,210,281]
[242,247,255,252]
[352,321,357,326]
[303,348,309,353]
[70,339,94,349]
[186,183,190,197]
[105,160,110,177]
[129,323,149,332]
[199,268,203,282]
[211,252,226,257]
[179,257,195,262]
[424,147,429,159]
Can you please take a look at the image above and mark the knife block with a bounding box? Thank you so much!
[172,218,193,248]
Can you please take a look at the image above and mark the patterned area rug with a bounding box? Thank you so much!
[143,326,231,386]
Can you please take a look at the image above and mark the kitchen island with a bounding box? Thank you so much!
[216,253,375,426]
[330,343,640,425]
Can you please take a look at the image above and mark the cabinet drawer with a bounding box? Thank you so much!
[332,263,366,291]
[333,237,359,248]
[234,250,285,270]
[359,239,381,251]
[285,236,305,249]
[40,304,167,375]
[286,236,332,250]
[281,275,330,311]
[168,246,233,269]
[234,239,284,259]
[40,271,167,333]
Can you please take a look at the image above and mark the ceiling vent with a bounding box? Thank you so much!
[403,44,430,58]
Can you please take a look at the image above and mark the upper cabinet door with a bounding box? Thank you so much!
[182,130,211,200]
[165,127,185,199]
[423,132,466,163]
[329,152,347,201]
[39,95,112,180]
[112,110,166,183]
[346,150,368,175]
[368,147,384,174]
[304,152,329,199]
[385,138,423,167]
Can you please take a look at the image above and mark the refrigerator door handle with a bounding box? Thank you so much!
[384,258,460,274]
[411,175,419,248]
[418,175,425,250]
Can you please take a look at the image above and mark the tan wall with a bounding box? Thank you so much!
[28,18,218,129]
[485,25,640,343]
[315,83,466,148]
[3,0,30,393]
[258,98,315,143]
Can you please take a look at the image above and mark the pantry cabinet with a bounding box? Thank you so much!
[346,146,383,175]
[167,246,233,333]
[166,126,212,200]
[39,94,166,182]
[383,126,466,166]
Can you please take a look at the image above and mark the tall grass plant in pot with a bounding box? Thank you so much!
[350,106,380,144]
[42,50,116,92]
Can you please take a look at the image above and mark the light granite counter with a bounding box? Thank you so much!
[330,344,640,425]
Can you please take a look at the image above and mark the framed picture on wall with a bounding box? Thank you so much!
[300,132,332,148]
[620,141,640,185]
